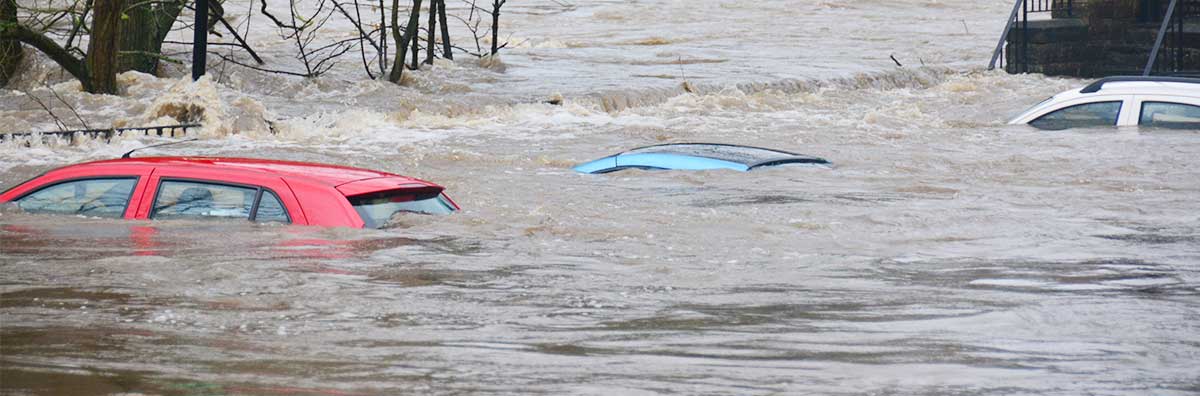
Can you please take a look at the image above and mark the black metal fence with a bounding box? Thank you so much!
[990,0,1198,76]
[988,0,1075,73]
[1139,0,1200,21]
[0,124,200,144]
[1027,0,1075,14]
[1145,0,1199,75]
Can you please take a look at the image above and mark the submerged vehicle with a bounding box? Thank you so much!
[573,143,832,174]
[1009,76,1200,130]
[0,157,458,228]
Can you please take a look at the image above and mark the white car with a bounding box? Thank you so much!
[1009,76,1200,130]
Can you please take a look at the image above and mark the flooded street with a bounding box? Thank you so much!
[2,0,1200,394]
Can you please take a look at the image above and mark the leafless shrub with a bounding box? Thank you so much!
[258,0,354,78]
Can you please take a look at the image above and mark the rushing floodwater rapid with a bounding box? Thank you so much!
[2,0,1199,394]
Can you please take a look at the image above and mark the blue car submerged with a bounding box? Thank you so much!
[573,143,832,174]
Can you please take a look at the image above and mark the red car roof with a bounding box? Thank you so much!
[64,156,431,187]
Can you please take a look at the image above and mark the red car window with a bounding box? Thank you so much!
[148,179,293,224]
[152,180,257,220]
[13,177,138,219]
[254,190,290,223]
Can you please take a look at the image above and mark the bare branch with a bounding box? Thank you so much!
[117,50,185,64]
[331,0,380,50]
[449,6,484,55]
[1,21,94,91]
[63,0,92,51]
[215,14,263,64]
[44,82,90,130]
[208,51,314,77]
[17,87,69,132]
[259,0,301,30]
[330,0,385,77]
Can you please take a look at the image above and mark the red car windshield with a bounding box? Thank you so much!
[347,189,456,228]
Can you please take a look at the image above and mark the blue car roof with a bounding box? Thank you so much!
[573,143,830,174]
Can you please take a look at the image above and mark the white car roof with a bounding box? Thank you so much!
[1053,81,1199,101]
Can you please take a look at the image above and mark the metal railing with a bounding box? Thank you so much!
[987,0,1075,73]
[990,0,1197,75]
[1144,0,1198,75]
[0,124,199,144]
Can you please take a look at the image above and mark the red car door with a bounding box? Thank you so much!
[133,166,308,225]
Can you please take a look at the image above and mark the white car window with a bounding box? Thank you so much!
[1139,101,1200,129]
[1030,101,1122,130]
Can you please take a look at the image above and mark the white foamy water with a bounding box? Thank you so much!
[2,0,1199,395]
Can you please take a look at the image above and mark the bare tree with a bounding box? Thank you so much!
[0,0,122,93]
[387,0,421,83]
[256,0,355,77]
[489,0,503,55]
[2,0,515,91]
[437,0,450,59]
[378,0,387,69]
[1,0,190,92]
[424,0,435,64]
[449,0,503,58]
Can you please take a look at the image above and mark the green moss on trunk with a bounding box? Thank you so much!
[0,0,21,86]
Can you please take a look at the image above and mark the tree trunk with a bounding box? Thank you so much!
[409,31,418,69]
[118,0,185,74]
[118,3,155,73]
[388,0,423,83]
[379,0,387,71]
[490,0,503,55]
[388,0,402,81]
[86,0,123,94]
[424,0,435,64]
[0,0,21,86]
[438,0,451,60]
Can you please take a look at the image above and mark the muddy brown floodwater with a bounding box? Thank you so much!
[2,0,1200,394]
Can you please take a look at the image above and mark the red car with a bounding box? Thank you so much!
[0,157,459,228]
